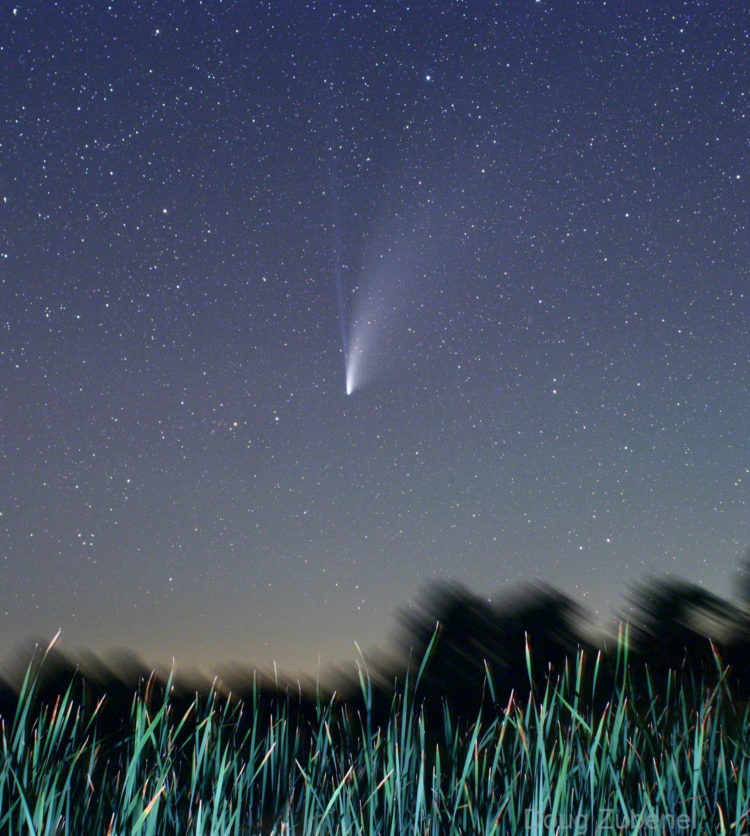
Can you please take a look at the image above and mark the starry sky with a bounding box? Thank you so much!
[1,1,748,675]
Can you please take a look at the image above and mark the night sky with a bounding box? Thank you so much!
[2,1,748,675]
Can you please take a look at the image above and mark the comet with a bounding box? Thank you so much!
[341,269,397,396]
[345,327,366,395]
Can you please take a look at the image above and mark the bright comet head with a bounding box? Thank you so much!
[345,361,356,396]
[344,334,364,396]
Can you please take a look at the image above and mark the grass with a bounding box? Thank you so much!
[1,627,749,835]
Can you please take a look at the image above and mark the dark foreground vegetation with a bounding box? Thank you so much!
[2,572,750,834]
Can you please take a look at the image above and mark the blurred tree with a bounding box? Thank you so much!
[738,547,750,608]
[397,580,591,718]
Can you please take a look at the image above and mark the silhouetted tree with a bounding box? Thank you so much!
[397,580,593,722]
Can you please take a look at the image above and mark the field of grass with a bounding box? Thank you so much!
[2,629,749,835]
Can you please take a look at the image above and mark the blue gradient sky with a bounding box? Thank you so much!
[1,1,748,674]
